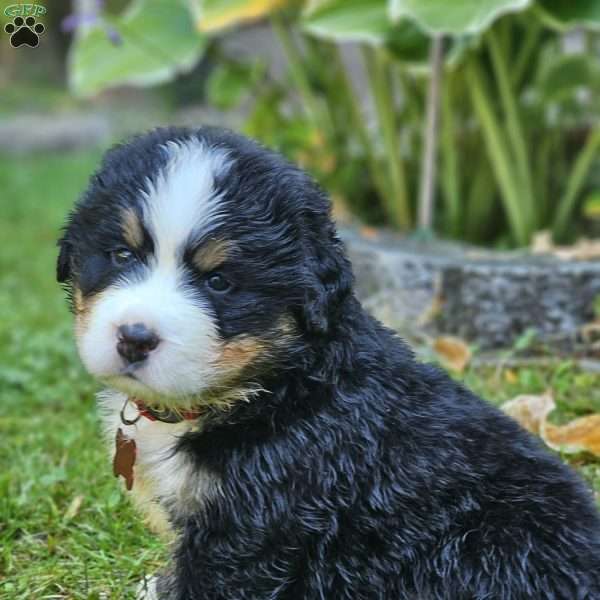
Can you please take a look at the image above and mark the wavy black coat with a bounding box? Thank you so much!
[63,127,600,599]
[152,130,600,600]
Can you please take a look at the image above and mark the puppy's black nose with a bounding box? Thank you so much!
[116,323,160,364]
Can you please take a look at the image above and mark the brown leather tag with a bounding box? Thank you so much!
[113,428,136,491]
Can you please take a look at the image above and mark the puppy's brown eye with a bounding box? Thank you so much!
[110,247,135,267]
[206,273,230,293]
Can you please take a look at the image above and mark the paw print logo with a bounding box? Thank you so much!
[4,16,45,48]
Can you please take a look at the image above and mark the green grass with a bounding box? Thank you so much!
[0,149,598,598]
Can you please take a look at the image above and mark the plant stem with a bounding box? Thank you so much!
[553,127,600,239]
[326,44,390,203]
[512,17,542,88]
[466,156,497,242]
[497,17,512,62]
[363,46,411,230]
[466,59,528,246]
[487,27,535,231]
[440,73,460,237]
[418,34,444,231]
[533,127,560,225]
[271,16,331,137]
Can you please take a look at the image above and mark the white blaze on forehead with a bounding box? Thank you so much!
[143,139,231,267]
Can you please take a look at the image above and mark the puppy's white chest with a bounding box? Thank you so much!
[98,390,216,536]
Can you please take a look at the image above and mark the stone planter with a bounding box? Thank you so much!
[340,227,600,350]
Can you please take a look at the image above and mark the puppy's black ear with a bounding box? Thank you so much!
[301,232,353,336]
[56,238,72,283]
[303,261,330,335]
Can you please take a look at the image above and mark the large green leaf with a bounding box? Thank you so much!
[302,0,430,66]
[302,0,390,43]
[385,20,431,63]
[388,0,531,35]
[68,0,206,97]
[536,0,600,31]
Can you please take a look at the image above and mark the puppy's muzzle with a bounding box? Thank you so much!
[116,323,160,365]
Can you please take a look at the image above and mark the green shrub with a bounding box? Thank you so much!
[67,0,600,247]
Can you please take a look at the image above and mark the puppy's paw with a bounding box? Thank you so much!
[136,575,159,600]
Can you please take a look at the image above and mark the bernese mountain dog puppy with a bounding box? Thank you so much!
[57,127,600,599]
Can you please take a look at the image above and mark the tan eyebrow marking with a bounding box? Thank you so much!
[192,238,231,272]
[121,208,143,249]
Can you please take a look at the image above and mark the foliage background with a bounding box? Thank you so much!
[60,0,600,247]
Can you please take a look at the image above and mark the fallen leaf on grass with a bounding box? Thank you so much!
[433,336,471,373]
[64,494,84,521]
[544,416,600,456]
[501,392,555,436]
[501,392,600,457]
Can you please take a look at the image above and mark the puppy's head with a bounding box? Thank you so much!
[58,127,352,409]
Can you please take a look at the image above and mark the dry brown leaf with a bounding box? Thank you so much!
[321,153,337,174]
[330,195,352,224]
[433,336,471,373]
[417,293,444,327]
[504,369,518,384]
[554,240,600,260]
[531,231,600,261]
[64,494,84,521]
[580,321,600,343]
[501,392,600,457]
[359,226,379,240]
[531,231,554,254]
[501,392,555,436]
[544,416,600,457]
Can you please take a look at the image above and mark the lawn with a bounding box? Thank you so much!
[0,149,598,599]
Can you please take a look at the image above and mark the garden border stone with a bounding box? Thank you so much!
[340,227,600,349]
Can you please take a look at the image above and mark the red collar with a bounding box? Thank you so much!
[132,398,204,423]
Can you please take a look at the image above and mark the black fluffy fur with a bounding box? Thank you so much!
[59,127,600,599]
